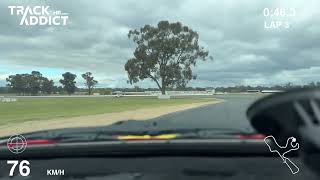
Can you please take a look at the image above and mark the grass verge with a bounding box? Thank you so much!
[0,96,216,126]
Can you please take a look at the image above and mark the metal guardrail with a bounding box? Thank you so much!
[2,93,216,98]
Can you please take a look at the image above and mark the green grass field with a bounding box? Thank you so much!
[0,97,214,126]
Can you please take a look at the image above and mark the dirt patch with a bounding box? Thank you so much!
[0,100,223,137]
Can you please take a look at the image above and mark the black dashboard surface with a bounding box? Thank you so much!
[0,156,317,180]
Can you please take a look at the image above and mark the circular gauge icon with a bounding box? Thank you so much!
[7,134,27,154]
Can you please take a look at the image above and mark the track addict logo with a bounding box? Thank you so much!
[8,6,69,26]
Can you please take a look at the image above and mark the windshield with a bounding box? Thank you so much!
[0,0,318,141]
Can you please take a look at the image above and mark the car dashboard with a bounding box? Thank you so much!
[0,156,317,180]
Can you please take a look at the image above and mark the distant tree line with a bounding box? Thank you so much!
[95,82,320,93]
[214,82,320,93]
[2,71,320,95]
[5,71,98,95]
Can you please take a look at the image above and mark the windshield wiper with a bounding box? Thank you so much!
[9,127,257,144]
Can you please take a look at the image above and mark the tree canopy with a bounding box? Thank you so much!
[6,71,55,95]
[81,72,98,95]
[59,72,77,95]
[125,20,212,94]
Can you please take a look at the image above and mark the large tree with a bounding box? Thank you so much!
[125,20,212,95]
[59,72,77,95]
[6,71,55,95]
[29,71,42,95]
[41,78,55,94]
[81,72,98,95]
[6,74,29,95]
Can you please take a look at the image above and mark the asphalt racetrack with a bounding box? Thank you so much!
[107,94,263,132]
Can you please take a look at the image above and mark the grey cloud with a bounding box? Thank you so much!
[0,0,319,88]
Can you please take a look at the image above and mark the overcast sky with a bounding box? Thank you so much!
[0,0,319,88]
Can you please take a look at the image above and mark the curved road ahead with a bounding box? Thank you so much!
[109,94,263,132]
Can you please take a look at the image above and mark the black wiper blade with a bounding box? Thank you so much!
[23,130,120,143]
[57,134,117,143]
[145,127,253,135]
[3,126,256,144]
